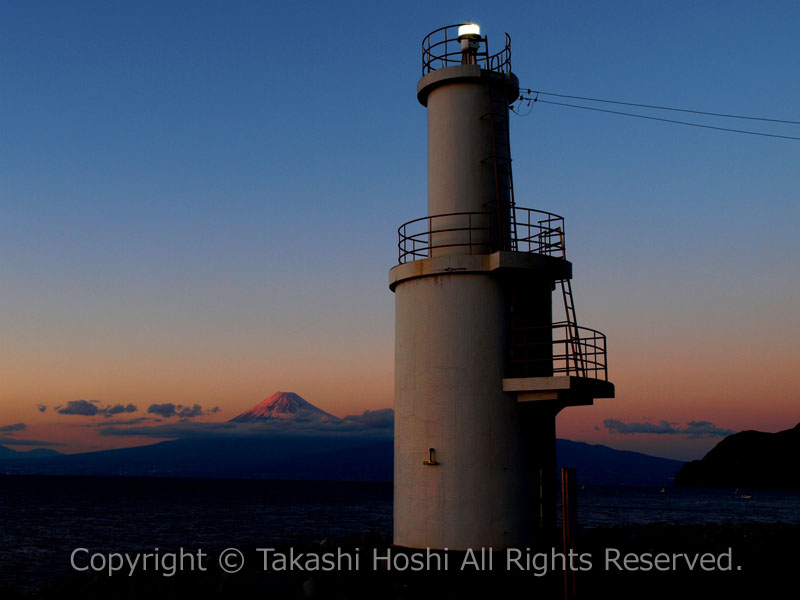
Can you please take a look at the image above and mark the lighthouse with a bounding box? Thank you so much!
[390,24,614,550]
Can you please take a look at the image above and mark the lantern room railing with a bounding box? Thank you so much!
[422,24,511,75]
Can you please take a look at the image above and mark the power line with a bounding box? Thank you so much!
[523,89,800,126]
[530,99,800,141]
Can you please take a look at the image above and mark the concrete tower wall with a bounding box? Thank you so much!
[422,66,515,255]
[426,78,496,217]
[393,273,535,549]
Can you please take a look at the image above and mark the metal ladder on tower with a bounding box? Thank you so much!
[559,278,586,377]
[482,86,517,251]
[555,229,586,377]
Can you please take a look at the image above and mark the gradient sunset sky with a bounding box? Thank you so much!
[2,1,798,460]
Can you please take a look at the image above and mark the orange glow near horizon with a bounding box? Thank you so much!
[2,288,798,460]
[2,335,796,460]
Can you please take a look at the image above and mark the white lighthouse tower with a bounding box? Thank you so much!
[390,24,614,550]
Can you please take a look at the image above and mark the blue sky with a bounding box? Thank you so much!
[1,1,798,460]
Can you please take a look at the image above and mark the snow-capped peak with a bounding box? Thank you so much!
[229,391,339,423]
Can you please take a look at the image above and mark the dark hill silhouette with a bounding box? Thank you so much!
[675,422,800,490]
[0,445,62,459]
[556,439,683,486]
[0,435,392,481]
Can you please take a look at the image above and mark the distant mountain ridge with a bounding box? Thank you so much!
[0,437,683,486]
[676,422,800,490]
[0,446,61,459]
[230,391,339,423]
[0,392,686,485]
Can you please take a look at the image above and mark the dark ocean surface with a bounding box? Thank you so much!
[1,475,799,594]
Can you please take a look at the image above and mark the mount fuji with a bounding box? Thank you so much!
[229,391,340,423]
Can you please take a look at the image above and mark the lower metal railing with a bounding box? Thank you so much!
[508,322,608,380]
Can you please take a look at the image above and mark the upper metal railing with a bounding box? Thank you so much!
[422,24,512,75]
[397,206,564,264]
[508,322,608,381]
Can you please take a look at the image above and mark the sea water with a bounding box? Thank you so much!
[1,475,798,592]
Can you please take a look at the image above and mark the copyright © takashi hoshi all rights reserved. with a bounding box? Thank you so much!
[69,546,741,577]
